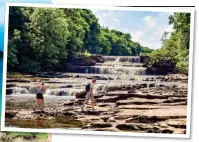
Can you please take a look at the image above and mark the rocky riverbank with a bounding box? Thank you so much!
[5,55,188,135]
[5,73,188,135]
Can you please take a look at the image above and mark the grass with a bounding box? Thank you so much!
[8,132,48,139]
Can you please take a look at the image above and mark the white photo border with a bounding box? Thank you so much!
[1,2,195,139]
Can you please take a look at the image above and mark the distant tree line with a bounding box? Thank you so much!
[8,7,153,72]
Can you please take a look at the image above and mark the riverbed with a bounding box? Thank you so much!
[4,56,188,134]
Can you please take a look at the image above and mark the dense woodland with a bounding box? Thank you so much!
[7,7,190,74]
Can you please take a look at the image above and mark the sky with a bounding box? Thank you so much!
[0,0,174,50]
[91,9,174,49]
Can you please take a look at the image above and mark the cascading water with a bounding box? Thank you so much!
[45,88,84,96]
[8,55,158,98]
[115,57,120,62]
[28,85,39,94]
[12,87,28,95]
[103,56,141,63]
[11,85,84,97]
[90,56,146,76]
[90,66,146,75]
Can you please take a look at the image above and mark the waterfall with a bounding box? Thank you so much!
[12,87,28,95]
[103,56,141,63]
[45,88,85,96]
[28,85,39,94]
[90,56,146,75]
[89,66,146,75]
[115,57,120,62]
[119,56,140,62]
[103,56,119,61]
[8,55,150,97]
[10,85,86,97]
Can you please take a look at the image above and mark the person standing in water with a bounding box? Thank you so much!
[81,79,96,111]
[33,82,45,112]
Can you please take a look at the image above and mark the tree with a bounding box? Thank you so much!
[7,29,20,70]
[149,12,191,74]
[98,29,111,55]
[161,31,169,44]
[81,10,101,54]
[169,13,190,73]
[135,42,141,56]
[63,9,89,53]
[27,8,70,71]
[7,7,153,73]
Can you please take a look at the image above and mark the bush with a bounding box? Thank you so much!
[76,50,91,58]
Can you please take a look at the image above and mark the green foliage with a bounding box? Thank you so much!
[8,132,48,140]
[18,58,41,73]
[149,12,190,74]
[7,29,20,69]
[140,46,154,54]
[77,50,91,58]
[28,8,70,71]
[8,6,153,72]
[98,29,112,55]
[63,9,89,53]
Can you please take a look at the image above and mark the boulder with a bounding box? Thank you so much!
[76,91,87,98]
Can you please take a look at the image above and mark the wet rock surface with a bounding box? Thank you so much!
[5,74,188,135]
[5,57,188,135]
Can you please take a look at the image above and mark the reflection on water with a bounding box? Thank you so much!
[6,95,75,110]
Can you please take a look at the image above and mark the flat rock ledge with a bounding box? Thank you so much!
[6,87,187,134]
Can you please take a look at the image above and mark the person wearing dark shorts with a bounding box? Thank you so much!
[81,79,96,111]
[33,82,45,112]
[36,92,43,99]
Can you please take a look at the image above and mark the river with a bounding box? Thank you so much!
[5,56,188,134]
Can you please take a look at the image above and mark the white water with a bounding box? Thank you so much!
[10,78,184,97]
[45,88,84,96]
[9,56,184,97]
[89,66,146,75]
[103,56,141,63]
[88,56,147,75]
[115,57,120,62]
[12,87,28,95]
